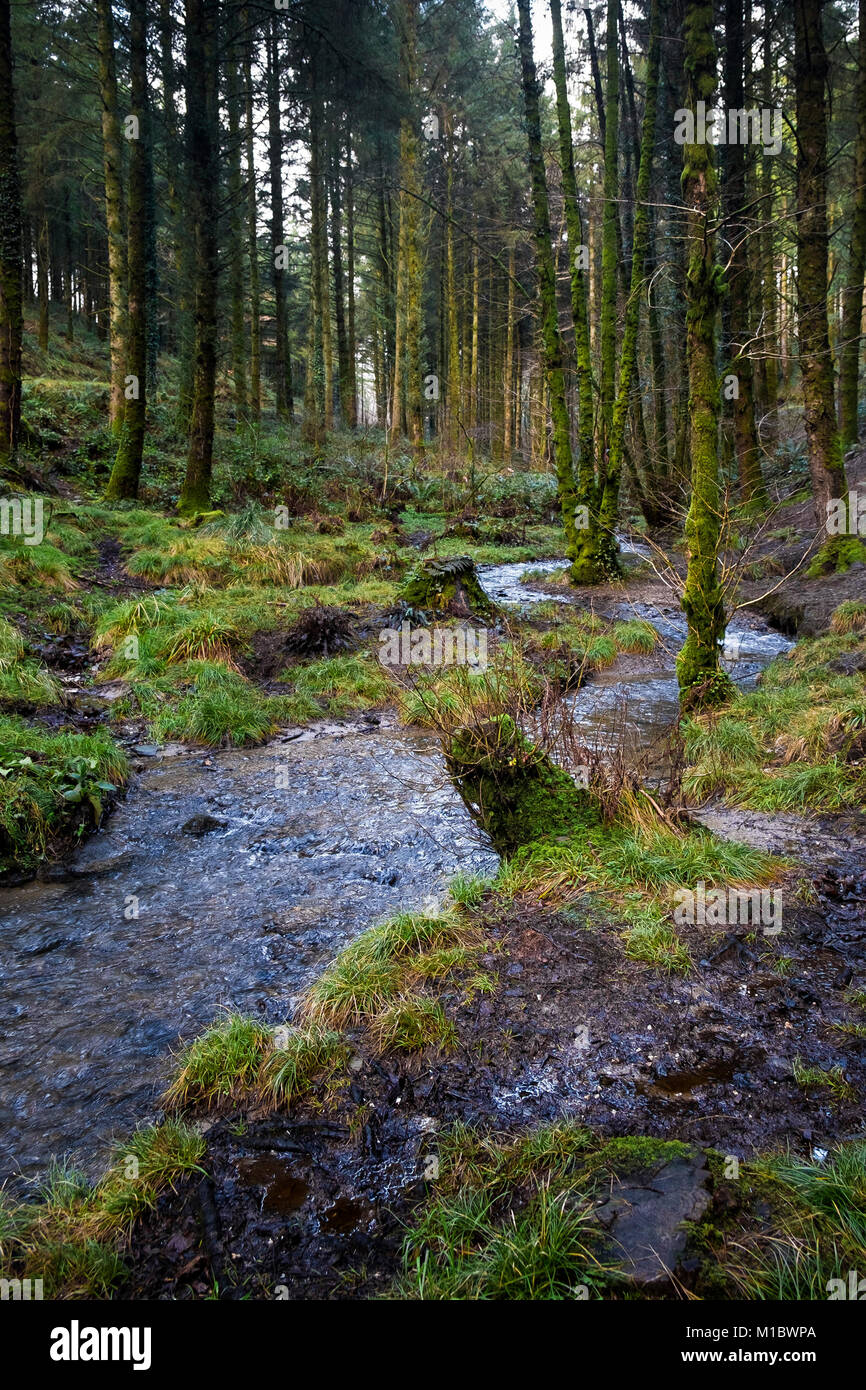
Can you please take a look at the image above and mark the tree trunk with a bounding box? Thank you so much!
[243,7,261,424]
[551,0,598,578]
[178,0,219,515]
[106,0,148,499]
[676,0,733,711]
[597,0,661,571]
[267,21,292,420]
[226,10,247,422]
[96,0,127,435]
[723,0,767,502]
[0,0,22,472]
[839,0,866,448]
[516,0,578,554]
[793,0,849,552]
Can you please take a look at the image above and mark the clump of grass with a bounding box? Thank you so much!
[164,1014,273,1109]
[261,1025,349,1106]
[683,633,866,811]
[0,1121,204,1298]
[160,613,240,669]
[371,996,457,1052]
[150,662,276,746]
[94,595,178,650]
[300,909,485,1055]
[290,654,390,714]
[622,905,692,974]
[0,617,60,707]
[831,599,866,635]
[448,870,492,909]
[0,719,127,875]
[699,1140,866,1300]
[613,618,658,654]
[0,540,78,591]
[792,1057,856,1103]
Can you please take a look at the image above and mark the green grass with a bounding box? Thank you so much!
[0,718,127,875]
[792,1058,856,1104]
[682,630,866,812]
[0,1121,204,1298]
[149,662,278,746]
[289,654,391,713]
[612,618,658,654]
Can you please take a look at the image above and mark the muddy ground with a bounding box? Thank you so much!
[124,819,866,1300]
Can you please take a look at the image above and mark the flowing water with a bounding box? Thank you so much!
[0,554,794,1185]
[0,720,496,1184]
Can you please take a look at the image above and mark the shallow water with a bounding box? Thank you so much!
[0,558,796,1184]
[0,720,496,1183]
[477,562,794,759]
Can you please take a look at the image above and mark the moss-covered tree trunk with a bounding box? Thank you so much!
[676,0,733,712]
[551,0,598,580]
[793,0,849,554]
[177,0,219,516]
[723,0,767,503]
[0,0,22,474]
[839,0,866,450]
[516,0,578,556]
[96,0,127,437]
[243,6,261,425]
[226,11,247,423]
[303,69,327,450]
[445,110,461,454]
[329,134,351,427]
[267,20,292,422]
[345,128,358,428]
[596,0,661,572]
[105,0,148,499]
[503,241,515,457]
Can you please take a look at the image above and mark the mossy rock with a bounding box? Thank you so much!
[444,714,598,854]
[400,555,496,619]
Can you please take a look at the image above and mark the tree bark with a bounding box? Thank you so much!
[178,0,219,515]
[677,0,733,711]
[516,0,578,554]
[96,0,127,435]
[0,0,22,472]
[106,0,148,499]
[793,0,849,549]
[839,0,866,448]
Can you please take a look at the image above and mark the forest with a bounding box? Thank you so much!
[0,0,865,1323]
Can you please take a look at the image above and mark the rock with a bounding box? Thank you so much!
[92,680,132,703]
[181,814,227,837]
[132,744,161,757]
[593,1152,712,1288]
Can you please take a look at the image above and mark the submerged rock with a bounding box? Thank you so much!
[593,1151,712,1287]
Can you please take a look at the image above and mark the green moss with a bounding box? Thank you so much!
[400,555,495,618]
[445,713,598,855]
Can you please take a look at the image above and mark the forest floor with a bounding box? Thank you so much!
[1,329,865,1300]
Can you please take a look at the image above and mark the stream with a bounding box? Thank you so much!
[0,555,796,1185]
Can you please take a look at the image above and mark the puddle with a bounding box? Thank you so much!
[236,1156,310,1214]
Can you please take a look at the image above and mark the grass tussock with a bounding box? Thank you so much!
[0,1121,204,1298]
[683,628,866,812]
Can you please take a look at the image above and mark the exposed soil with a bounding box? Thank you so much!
[123,837,866,1300]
